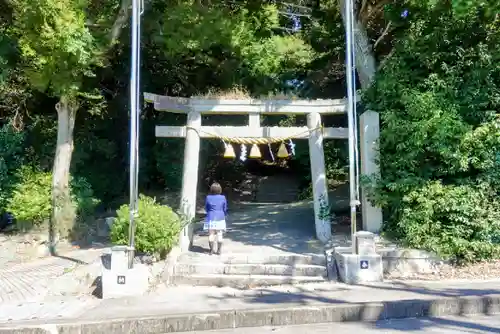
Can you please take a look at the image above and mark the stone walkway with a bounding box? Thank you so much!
[0,247,106,303]
[0,296,101,323]
[190,201,325,256]
[78,279,500,320]
[1,280,500,325]
[189,200,374,256]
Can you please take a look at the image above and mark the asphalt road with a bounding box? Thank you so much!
[184,315,500,333]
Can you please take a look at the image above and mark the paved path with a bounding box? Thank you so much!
[192,201,325,255]
[187,201,386,259]
[2,279,500,324]
[184,315,500,333]
[0,247,105,303]
[77,279,500,321]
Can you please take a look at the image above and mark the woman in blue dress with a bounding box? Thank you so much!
[203,182,228,255]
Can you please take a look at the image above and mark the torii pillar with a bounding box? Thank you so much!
[307,112,332,243]
[179,111,201,252]
[359,111,383,233]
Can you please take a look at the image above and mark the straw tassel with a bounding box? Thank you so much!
[277,142,289,158]
[223,142,236,158]
[249,144,261,159]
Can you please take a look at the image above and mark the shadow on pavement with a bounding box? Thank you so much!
[368,315,500,332]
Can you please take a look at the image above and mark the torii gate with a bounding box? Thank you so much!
[144,93,382,252]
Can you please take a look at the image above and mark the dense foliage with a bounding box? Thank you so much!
[364,4,500,262]
[0,125,24,210]
[110,195,181,256]
[7,167,99,229]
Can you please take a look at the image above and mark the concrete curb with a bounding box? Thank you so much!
[2,294,500,333]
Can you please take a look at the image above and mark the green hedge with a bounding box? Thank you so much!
[110,195,182,257]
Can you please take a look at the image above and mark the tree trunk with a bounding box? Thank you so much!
[339,0,377,89]
[50,95,78,254]
[351,20,377,89]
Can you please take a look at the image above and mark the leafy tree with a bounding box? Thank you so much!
[153,1,314,95]
[7,0,131,247]
[364,3,500,261]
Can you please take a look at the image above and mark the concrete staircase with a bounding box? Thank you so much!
[173,252,328,288]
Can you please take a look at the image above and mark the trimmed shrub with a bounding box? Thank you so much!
[110,195,182,257]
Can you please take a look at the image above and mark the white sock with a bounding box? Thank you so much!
[216,230,223,243]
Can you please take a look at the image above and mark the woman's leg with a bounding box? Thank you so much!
[216,230,223,255]
[208,229,216,255]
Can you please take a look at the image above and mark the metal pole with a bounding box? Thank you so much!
[344,0,358,254]
[128,0,140,268]
[134,0,143,205]
[350,6,360,204]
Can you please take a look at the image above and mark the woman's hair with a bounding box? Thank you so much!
[209,182,222,195]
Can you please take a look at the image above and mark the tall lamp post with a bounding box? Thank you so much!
[344,0,361,253]
[128,0,143,268]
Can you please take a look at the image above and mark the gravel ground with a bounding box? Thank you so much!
[0,231,82,267]
[386,260,500,281]
[0,232,52,266]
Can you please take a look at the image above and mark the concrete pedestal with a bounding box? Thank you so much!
[355,231,376,255]
[333,231,383,284]
[334,246,383,284]
[101,246,149,299]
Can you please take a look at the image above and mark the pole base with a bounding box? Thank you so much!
[333,246,383,284]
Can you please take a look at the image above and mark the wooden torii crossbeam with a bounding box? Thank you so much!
[145,92,382,252]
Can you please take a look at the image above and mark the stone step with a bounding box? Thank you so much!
[257,189,299,194]
[257,193,298,199]
[173,274,328,288]
[259,189,298,193]
[175,263,327,277]
[255,175,300,203]
[179,253,326,266]
[256,196,298,203]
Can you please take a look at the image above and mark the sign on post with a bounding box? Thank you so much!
[117,275,126,285]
